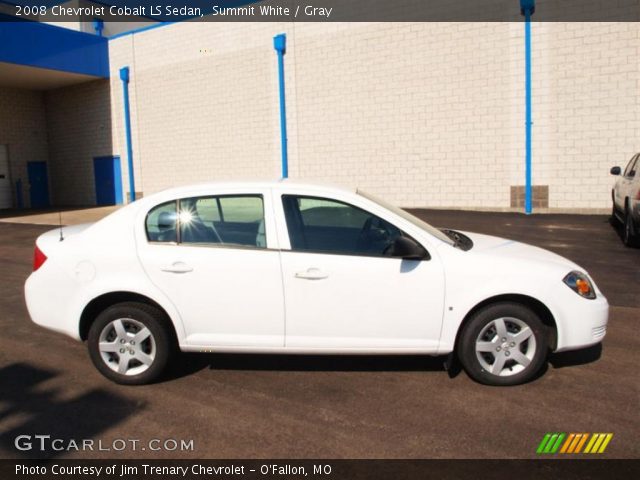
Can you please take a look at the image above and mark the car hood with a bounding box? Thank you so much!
[459,231,581,272]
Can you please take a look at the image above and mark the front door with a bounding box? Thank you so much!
[94,156,123,206]
[278,194,445,350]
[137,192,284,347]
[27,161,49,208]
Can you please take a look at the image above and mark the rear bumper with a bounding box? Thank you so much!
[24,262,82,341]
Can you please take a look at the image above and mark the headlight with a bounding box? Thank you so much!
[563,271,596,299]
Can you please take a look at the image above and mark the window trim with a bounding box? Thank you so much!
[145,194,267,250]
[281,194,430,261]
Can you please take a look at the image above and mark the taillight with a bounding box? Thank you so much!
[33,245,47,271]
[635,189,640,201]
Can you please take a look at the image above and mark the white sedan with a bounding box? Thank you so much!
[25,181,609,386]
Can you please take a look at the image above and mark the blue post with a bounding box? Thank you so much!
[521,0,535,214]
[273,33,288,179]
[93,18,104,37]
[119,66,136,202]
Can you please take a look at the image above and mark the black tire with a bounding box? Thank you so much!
[610,202,619,225]
[88,302,173,385]
[458,302,549,386]
[622,207,639,247]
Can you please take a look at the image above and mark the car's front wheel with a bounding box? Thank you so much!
[458,302,549,386]
[88,302,172,385]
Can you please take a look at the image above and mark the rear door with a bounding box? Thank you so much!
[137,189,285,347]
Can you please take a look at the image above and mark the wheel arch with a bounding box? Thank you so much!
[79,291,179,347]
[454,294,558,352]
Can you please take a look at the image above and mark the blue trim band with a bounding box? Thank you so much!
[0,18,109,77]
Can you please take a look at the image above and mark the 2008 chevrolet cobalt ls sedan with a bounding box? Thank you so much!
[25,181,609,386]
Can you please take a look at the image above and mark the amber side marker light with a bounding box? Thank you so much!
[563,271,596,299]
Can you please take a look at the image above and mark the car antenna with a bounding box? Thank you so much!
[59,211,64,242]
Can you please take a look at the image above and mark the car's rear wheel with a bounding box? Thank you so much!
[458,302,548,386]
[88,302,172,385]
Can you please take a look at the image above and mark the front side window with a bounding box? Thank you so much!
[179,195,265,247]
[145,195,265,248]
[282,195,406,256]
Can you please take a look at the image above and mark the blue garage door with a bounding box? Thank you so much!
[93,156,123,206]
[27,161,49,208]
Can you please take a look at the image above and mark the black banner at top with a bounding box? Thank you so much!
[2,0,640,22]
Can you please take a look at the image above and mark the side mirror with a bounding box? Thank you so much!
[387,236,429,260]
[610,166,621,176]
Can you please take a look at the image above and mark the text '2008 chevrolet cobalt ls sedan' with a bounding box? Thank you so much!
[25,181,609,386]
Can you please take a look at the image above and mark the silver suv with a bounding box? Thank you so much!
[611,153,640,247]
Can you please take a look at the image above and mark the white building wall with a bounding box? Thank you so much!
[0,88,50,208]
[106,21,639,212]
[45,79,112,205]
[108,22,284,201]
[531,22,640,210]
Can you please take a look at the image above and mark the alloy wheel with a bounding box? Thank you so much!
[98,318,156,376]
[475,317,537,377]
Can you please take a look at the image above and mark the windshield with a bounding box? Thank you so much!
[357,189,455,246]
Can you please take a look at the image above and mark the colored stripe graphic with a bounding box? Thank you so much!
[584,434,614,454]
[537,433,565,454]
[560,433,575,453]
[574,433,589,453]
[536,433,551,454]
[597,434,613,453]
[537,433,613,454]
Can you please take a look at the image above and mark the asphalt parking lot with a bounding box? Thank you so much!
[0,210,638,459]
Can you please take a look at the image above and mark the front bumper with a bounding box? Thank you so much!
[554,290,609,353]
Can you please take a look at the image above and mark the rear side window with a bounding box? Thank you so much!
[178,195,265,247]
[146,201,177,242]
[146,196,265,247]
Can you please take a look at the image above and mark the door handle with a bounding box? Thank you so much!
[161,262,193,274]
[295,268,328,280]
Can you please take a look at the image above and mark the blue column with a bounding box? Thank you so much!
[119,66,136,202]
[273,33,288,179]
[521,0,535,214]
